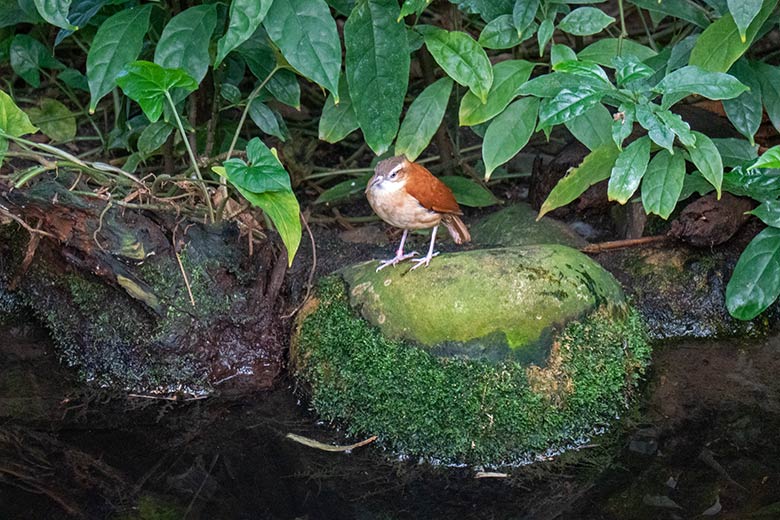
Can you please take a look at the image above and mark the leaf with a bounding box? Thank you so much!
[635,103,674,152]
[686,131,723,198]
[679,170,714,201]
[55,0,107,45]
[608,136,650,204]
[449,0,513,22]
[137,121,173,156]
[656,109,695,147]
[689,0,776,72]
[264,0,341,100]
[655,65,748,101]
[216,0,272,66]
[155,4,217,85]
[749,145,780,170]
[115,61,198,123]
[0,89,38,137]
[440,176,499,207]
[239,36,302,109]
[749,200,780,227]
[238,188,301,266]
[249,100,289,142]
[552,59,611,86]
[345,0,409,155]
[538,87,605,129]
[726,227,780,320]
[538,144,620,219]
[395,77,452,161]
[537,19,554,56]
[756,62,780,133]
[558,7,615,36]
[577,38,657,67]
[723,59,763,144]
[513,0,540,36]
[723,166,780,200]
[564,102,613,151]
[315,174,371,204]
[550,44,577,66]
[25,97,76,142]
[479,15,522,49]
[612,104,634,148]
[713,137,758,167]
[613,55,654,85]
[628,0,710,27]
[58,68,88,91]
[459,60,534,126]
[640,149,685,219]
[399,0,429,19]
[33,0,75,29]
[727,0,763,43]
[482,97,539,179]
[87,4,153,112]
[10,34,64,88]
[319,75,359,143]
[420,25,493,103]
[519,72,604,97]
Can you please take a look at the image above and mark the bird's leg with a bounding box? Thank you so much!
[376,229,418,271]
[410,226,440,270]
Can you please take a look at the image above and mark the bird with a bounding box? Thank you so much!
[365,156,470,271]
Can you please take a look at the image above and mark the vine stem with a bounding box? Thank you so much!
[617,0,628,55]
[226,66,281,161]
[165,91,215,224]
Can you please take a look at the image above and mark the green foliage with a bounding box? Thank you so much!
[395,77,452,161]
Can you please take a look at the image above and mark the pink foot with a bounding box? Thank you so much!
[410,251,440,270]
[376,251,418,272]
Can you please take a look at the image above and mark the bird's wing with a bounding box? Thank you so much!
[404,162,462,214]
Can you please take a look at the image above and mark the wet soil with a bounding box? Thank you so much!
[1,319,780,520]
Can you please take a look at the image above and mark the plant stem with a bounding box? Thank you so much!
[165,92,215,223]
[226,66,281,160]
[617,0,627,55]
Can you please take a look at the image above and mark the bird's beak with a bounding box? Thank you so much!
[368,175,383,189]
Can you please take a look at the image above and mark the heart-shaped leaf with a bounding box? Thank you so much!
[116,61,198,122]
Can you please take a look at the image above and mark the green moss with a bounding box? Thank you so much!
[294,277,651,465]
[114,495,184,520]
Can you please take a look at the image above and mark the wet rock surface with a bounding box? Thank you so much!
[470,203,587,249]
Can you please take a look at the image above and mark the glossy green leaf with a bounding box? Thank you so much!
[565,102,613,151]
[552,59,611,86]
[315,174,371,204]
[748,145,780,170]
[513,0,540,36]
[59,68,88,91]
[679,171,714,201]
[613,55,654,85]
[239,37,302,109]
[87,4,152,112]
[558,7,615,36]
[319,75,359,143]
[0,89,38,137]
[55,0,107,45]
[345,0,409,155]
[25,97,75,142]
[483,97,539,179]
[641,149,685,219]
[608,136,650,204]
[0,0,39,28]
[656,110,695,147]
[239,188,301,266]
[654,65,748,100]
[726,227,780,319]
[713,137,758,167]
[441,176,500,207]
[420,26,493,103]
[612,104,634,148]
[538,143,620,219]
[33,0,75,29]
[249,100,289,142]
[689,0,776,72]
[10,34,64,88]
[459,60,534,126]
[137,121,173,156]
[756,62,780,133]
[479,15,522,49]
[723,166,780,200]
[450,0,513,21]
[635,103,674,152]
[550,44,577,66]
[225,138,292,194]
[519,72,604,98]
[723,59,762,144]
[686,131,723,198]
[537,19,554,56]
[116,61,198,123]
[155,4,217,84]
[577,38,657,67]
[399,0,429,19]
[727,0,763,42]
[396,77,452,161]
[749,200,780,227]
[628,0,709,27]
[538,87,605,129]
[216,0,272,66]
[264,0,341,100]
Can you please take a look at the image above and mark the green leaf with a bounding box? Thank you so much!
[537,19,554,56]
[726,227,780,319]
[689,0,776,72]
[25,97,76,142]
[577,38,657,67]
[613,55,654,85]
[483,97,539,180]
[87,4,153,112]
[552,59,611,86]
[420,26,493,103]
[654,65,748,100]
[0,89,38,137]
[33,0,75,29]
[513,0,540,36]
[399,0,429,19]
[635,103,674,152]
[550,44,578,66]
[727,0,763,42]
[216,0,272,66]
[656,109,695,147]
[55,0,106,45]
[238,188,301,266]
[225,138,293,194]
[686,131,723,198]
[137,121,173,156]
[440,176,499,207]
[519,72,604,97]
[345,0,409,155]
[249,100,289,142]
[612,104,634,148]
[558,7,615,36]
[315,174,371,204]
[641,149,685,219]
[565,103,613,151]
[723,59,763,144]
[608,136,650,204]
[538,144,620,219]
[479,15,522,49]
[723,166,780,200]
[10,34,64,88]
[628,0,710,27]
[749,200,780,227]
[748,145,780,170]
[239,36,302,109]
[116,61,198,123]
[459,60,534,126]
[756,62,780,133]
[155,4,217,85]
[396,77,452,161]
[538,87,605,129]
[450,0,513,21]
[59,68,88,91]
[264,0,341,100]
[713,137,758,167]
[319,75,359,143]
[679,170,715,201]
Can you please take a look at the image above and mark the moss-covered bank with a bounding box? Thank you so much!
[292,277,651,465]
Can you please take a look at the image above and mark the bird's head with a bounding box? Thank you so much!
[367,156,410,193]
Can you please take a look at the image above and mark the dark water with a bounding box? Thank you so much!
[1,320,780,520]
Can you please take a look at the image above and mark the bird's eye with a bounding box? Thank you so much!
[389,171,397,179]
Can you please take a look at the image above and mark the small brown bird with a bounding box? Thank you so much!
[366,156,470,271]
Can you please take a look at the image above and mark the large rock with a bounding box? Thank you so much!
[292,245,651,465]
[470,203,587,248]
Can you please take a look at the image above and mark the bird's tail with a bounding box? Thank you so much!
[442,214,471,245]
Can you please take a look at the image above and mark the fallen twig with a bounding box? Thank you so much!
[580,235,668,254]
[285,433,377,452]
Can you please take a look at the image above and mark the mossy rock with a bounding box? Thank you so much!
[470,203,587,248]
[292,246,651,464]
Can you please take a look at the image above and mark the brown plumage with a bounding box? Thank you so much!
[365,156,470,271]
